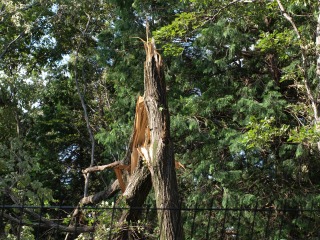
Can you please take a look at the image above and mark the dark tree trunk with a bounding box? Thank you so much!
[108,40,183,240]
[143,42,183,240]
[315,4,320,151]
[115,163,152,240]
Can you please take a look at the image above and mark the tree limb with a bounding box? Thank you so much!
[79,179,120,205]
[316,2,320,151]
[73,13,95,198]
[276,0,301,38]
[276,0,320,151]
[4,188,95,233]
[2,212,94,233]
[82,161,121,174]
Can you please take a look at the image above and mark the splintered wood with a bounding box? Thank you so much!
[116,95,184,193]
[81,91,184,195]
[81,37,184,195]
[130,96,150,174]
[130,96,184,175]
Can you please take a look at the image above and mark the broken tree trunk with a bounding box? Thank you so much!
[142,40,183,239]
[73,37,183,239]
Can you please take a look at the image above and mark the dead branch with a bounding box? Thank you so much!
[73,13,95,198]
[3,212,94,233]
[4,188,95,233]
[79,179,120,205]
[4,211,94,233]
[113,167,152,240]
[82,161,121,174]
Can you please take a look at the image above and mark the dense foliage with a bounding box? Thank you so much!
[1,0,320,238]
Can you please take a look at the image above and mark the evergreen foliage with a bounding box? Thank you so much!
[1,0,320,238]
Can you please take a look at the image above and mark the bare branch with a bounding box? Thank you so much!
[73,13,95,198]
[276,0,301,39]
[119,164,152,223]
[4,188,95,233]
[82,161,121,174]
[315,3,320,151]
[2,212,94,233]
[80,180,120,205]
[276,0,320,151]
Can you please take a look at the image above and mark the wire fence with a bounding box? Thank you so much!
[1,201,320,239]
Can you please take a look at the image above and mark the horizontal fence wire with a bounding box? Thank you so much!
[1,202,320,240]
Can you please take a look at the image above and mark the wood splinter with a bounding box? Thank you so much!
[80,97,185,194]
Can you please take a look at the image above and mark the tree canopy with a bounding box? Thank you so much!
[1,0,320,239]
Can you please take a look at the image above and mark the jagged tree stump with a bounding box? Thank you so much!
[141,40,182,240]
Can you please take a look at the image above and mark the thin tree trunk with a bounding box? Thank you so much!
[277,0,320,151]
[315,1,320,151]
[73,14,96,197]
[143,40,183,240]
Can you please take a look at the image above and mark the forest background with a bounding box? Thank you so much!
[1,0,320,239]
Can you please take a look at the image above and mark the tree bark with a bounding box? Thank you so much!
[73,38,183,239]
[113,163,152,240]
[142,41,183,240]
[315,2,320,151]
[73,13,95,197]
